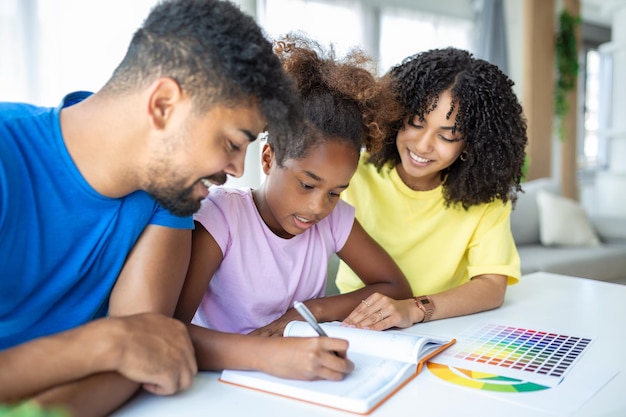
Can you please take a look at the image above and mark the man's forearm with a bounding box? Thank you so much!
[1,313,196,404]
[0,321,111,402]
[34,372,140,417]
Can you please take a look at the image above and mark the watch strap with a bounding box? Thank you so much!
[413,295,435,323]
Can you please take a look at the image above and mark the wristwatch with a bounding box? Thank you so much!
[413,295,435,323]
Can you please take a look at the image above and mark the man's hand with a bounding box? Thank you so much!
[0,313,197,403]
[100,313,197,395]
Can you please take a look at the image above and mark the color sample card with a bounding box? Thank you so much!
[431,322,593,388]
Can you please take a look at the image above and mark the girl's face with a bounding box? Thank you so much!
[395,89,466,191]
[254,139,359,239]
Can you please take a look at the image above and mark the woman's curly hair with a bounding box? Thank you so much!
[270,33,401,166]
[369,47,528,209]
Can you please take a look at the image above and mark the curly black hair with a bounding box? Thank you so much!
[369,47,528,209]
[102,0,303,146]
[270,33,400,167]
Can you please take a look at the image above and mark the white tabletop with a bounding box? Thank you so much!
[113,272,626,417]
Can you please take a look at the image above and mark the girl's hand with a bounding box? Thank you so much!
[260,337,354,381]
[341,293,420,331]
[249,316,292,337]
[249,307,302,337]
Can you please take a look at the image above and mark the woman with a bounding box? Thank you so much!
[339,47,528,330]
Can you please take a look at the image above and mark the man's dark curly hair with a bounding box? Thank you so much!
[370,47,528,209]
[102,0,303,145]
[270,33,400,167]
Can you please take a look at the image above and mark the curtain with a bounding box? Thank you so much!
[474,0,509,75]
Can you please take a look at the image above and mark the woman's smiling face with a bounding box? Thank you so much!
[395,89,466,191]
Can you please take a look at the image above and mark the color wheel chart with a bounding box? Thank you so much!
[428,322,594,393]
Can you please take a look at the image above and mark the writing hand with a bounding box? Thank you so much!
[342,293,417,331]
[258,336,353,381]
[101,313,197,395]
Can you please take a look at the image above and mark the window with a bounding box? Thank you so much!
[0,0,157,105]
[378,8,473,73]
[0,0,31,102]
[258,0,364,58]
[579,22,612,172]
[258,0,474,74]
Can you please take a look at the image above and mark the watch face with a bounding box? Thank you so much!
[421,299,431,305]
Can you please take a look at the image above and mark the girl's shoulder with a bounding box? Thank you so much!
[207,186,250,203]
[333,198,356,216]
[194,187,253,222]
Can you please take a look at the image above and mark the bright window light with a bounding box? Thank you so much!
[379,8,473,73]
[259,0,364,57]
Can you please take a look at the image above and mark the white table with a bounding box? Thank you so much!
[113,272,626,417]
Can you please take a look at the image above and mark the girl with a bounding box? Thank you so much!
[174,35,411,379]
[340,47,528,330]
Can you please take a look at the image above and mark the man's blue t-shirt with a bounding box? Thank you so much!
[0,92,194,349]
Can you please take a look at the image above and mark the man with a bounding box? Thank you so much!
[0,0,303,414]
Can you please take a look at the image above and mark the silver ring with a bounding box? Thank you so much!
[378,311,384,322]
[361,299,371,307]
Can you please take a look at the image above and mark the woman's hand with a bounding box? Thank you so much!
[341,293,420,331]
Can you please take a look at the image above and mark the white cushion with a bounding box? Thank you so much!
[511,178,561,245]
[537,190,600,247]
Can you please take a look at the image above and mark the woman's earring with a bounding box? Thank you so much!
[459,151,468,162]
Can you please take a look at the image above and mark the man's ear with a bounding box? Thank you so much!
[147,77,183,130]
[260,142,275,175]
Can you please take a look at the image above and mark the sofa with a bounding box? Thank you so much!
[510,178,626,284]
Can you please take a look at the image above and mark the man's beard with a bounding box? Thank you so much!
[149,183,200,217]
[146,172,228,217]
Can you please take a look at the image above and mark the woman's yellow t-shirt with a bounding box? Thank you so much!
[336,155,520,295]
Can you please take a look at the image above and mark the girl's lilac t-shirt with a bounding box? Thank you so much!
[192,187,355,334]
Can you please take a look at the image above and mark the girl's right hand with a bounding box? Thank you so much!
[260,336,354,381]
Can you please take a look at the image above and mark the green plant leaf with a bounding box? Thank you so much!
[554,9,581,141]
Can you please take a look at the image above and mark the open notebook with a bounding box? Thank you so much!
[220,321,455,415]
